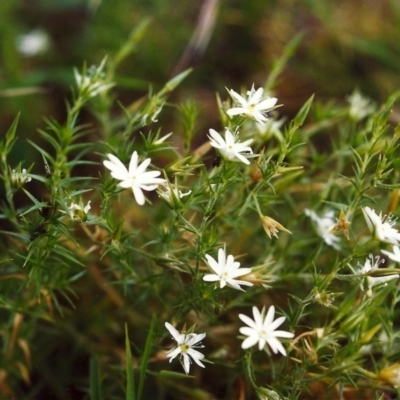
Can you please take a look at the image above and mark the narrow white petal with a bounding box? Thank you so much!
[227,279,253,289]
[241,335,260,349]
[165,322,181,342]
[251,87,264,103]
[239,313,259,330]
[258,338,267,351]
[217,248,226,266]
[239,327,256,336]
[229,90,247,107]
[203,274,220,282]
[139,183,162,191]
[252,307,264,328]
[135,157,152,175]
[234,153,251,165]
[264,305,275,326]
[257,97,278,110]
[228,268,252,278]
[267,315,286,332]
[191,356,205,368]
[181,353,191,374]
[266,337,287,356]
[208,129,226,147]
[227,107,246,116]
[187,348,205,361]
[128,151,139,173]
[226,280,245,291]
[106,153,126,170]
[166,347,181,361]
[273,330,295,339]
[133,186,146,205]
[205,254,221,275]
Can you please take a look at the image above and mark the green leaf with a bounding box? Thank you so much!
[137,314,156,400]
[125,323,136,400]
[159,68,192,97]
[89,356,102,400]
[5,112,20,148]
[293,94,314,128]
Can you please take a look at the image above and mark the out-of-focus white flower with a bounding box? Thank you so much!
[74,58,114,98]
[17,29,50,57]
[227,85,278,124]
[165,322,206,375]
[208,128,254,165]
[67,200,91,222]
[256,117,285,141]
[203,247,253,291]
[382,245,400,263]
[305,209,340,250]
[347,90,375,121]
[11,168,31,185]
[352,254,399,297]
[362,206,400,245]
[157,181,191,207]
[103,151,165,206]
[239,306,294,355]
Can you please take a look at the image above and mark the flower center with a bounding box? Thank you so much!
[180,343,189,353]
[259,329,268,339]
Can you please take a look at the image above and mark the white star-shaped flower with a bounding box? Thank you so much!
[157,182,191,207]
[239,306,294,355]
[363,207,400,245]
[67,200,91,222]
[208,128,254,165]
[353,254,399,297]
[103,151,165,206]
[203,247,253,291]
[165,322,206,375]
[305,209,341,250]
[227,85,278,124]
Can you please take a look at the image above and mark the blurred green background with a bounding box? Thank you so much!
[1,0,400,144]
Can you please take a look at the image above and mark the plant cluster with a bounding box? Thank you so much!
[1,31,400,400]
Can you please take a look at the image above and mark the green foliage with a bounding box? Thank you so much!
[2,2,400,400]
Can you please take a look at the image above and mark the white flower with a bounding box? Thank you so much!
[16,29,50,57]
[103,151,165,205]
[227,85,278,124]
[305,209,340,250]
[239,306,294,355]
[382,245,400,263]
[203,248,253,291]
[157,181,191,207]
[208,128,254,165]
[67,200,91,222]
[353,254,399,297]
[165,322,206,375]
[256,117,285,141]
[347,90,375,121]
[11,168,31,185]
[362,206,400,245]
